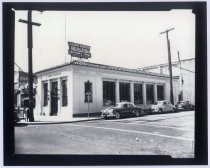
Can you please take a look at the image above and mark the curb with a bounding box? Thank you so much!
[15,117,103,126]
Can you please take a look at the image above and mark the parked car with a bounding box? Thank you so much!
[175,101,195,111]
[14,106,20,123]
[150,100,176,113]
[101,102,143,119]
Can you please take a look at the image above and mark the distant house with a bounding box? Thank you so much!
[34,60,179,121]
[137,58,195,104]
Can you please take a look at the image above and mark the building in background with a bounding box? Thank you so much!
[34,60,179,121]
[14,71,37,108]
[138,58,195,104]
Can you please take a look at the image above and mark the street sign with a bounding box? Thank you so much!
[68,41,91,59]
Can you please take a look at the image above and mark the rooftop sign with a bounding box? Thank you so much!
[68,41,91,59]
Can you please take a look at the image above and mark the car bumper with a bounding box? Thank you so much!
[176,107,184,111]
[101,113,115,118]
[150,108,159,112]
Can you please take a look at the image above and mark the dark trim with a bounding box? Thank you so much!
[73,112,101,118]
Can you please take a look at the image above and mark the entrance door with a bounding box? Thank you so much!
[50,81,58,116]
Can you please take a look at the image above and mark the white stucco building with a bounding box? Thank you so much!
[138,58,195,104]
[34,60,179,121]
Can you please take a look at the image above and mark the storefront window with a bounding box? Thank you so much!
[103,81,115,106]
[62,80,68,106]
[157,85,164,101]
[134,83,143,104]
[43,83,48,106]
[84,81,92,102]
[146,84,154,104]
[119,82,130,102]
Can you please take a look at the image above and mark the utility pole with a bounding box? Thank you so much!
[177,51,183,101]
[160,28,175,105]
[19,10,41,122]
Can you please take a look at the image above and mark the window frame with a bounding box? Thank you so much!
[157,84,164,101]
[43,82,48,107]
[103,81,116,106]
[146,84,154,104]
[61,79,68,107]
[84,81,93,103]
[134,83,143,104]
[119,82,130,102]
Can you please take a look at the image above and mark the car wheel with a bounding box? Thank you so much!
[158,109,162,113]
[115,112,121,119]
[172,108,176,112]
[134,111,140,117]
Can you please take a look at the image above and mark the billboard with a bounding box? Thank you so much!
[68,41,91,59]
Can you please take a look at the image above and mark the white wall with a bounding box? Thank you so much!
[142,59,195,104]
[35,64,180,118]
[72,65,179,114]
[73,69,103,114]
[34,66,73,120]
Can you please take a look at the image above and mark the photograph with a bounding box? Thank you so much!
[3,1,207,166]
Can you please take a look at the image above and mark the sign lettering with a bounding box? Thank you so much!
[68,41,91,59]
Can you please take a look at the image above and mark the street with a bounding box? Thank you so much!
[15,111,194,158]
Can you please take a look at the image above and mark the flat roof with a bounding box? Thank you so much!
[138,58,195,70]
[35,60,179,79]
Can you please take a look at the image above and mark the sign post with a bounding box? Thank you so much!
[86,92,91,119]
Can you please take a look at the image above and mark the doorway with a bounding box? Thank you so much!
[50,81,58,116]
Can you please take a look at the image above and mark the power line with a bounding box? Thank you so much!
[172,65,195,73]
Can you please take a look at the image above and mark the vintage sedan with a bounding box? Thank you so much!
[150,100,176,113]
[101,102,143,119]
[175,101,195,111]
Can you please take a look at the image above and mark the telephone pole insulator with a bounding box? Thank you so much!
[160,28,175,105]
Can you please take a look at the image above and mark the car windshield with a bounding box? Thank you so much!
[154,101,163,105]
[114,103,122,108]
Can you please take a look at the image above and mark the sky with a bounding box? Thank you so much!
[14,9,195,72]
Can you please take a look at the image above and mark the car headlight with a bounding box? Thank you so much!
[107,109,113,113]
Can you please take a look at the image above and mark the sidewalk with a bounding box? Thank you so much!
[16,116,102,126]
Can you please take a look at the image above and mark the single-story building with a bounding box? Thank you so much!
[138,58,195,104]
[34,60,179,121]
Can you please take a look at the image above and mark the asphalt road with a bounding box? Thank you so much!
[15,111,194,158]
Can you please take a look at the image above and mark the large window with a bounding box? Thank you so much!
[84,81,93,102]
[157,85,164,101]
[146,84,154,104]
[62,80,68,106]
[103,81,115,106]
[119,82,130,102]
[134,83,143,104]
[43,83,48,106]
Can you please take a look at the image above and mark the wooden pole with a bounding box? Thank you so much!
[160,28,175,104]
[19,10,41,121]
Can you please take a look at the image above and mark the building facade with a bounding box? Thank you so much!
[34,60,179,121]
[138,58,195,104]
